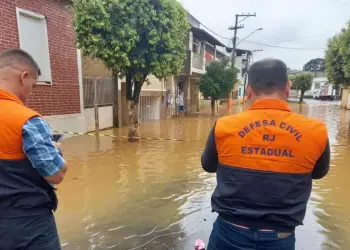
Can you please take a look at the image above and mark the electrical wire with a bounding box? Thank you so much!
[258,33,329,43]
[237,38,326,50]
[238,16,250,24]
[198,22,328,51]
[199,23,231,40]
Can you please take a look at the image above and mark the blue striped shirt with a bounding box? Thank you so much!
[22,117,65,177]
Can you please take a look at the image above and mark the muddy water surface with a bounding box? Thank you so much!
[56,101,350,250]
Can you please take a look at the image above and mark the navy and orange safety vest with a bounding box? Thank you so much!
[0,89,57,218]
[212,99,328,232]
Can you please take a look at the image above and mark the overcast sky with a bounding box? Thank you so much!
[179,0,349,69]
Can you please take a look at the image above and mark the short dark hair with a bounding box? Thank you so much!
[0,48,41,76]
[248,58,288,94]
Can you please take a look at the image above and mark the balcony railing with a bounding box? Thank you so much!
[192,53,204,70]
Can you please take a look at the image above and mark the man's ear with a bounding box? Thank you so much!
[285,80,292,98]
[246,84,252,99]
[20,71,29,85]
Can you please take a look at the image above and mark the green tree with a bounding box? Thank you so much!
[325,34,350,87]
[290,73,313,103]
[303,58,325,75]
[199,58,238,115]
[339,21,350,79]
[73,0,190,141]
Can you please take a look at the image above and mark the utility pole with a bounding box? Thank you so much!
[227,13,256,114]
[229,13,256,69]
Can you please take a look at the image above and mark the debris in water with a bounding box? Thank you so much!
[195,239,205,250]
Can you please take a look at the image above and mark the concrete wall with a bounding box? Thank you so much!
[233,56,245,99]
[84,106,113,132]
[235,56,244,82]
[45,114,87,133]
[45,106,114,133]
[190,78,200,113]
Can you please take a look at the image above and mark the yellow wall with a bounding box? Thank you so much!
[82,56,112,78]
[82,56,166,92]
[142,74,165,91]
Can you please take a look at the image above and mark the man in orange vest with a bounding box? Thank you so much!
[202,58,330,250]
[0,49,68,249]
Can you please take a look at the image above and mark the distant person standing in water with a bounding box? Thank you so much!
[201,58,330,250]
[0,49,68,250]
[178,90,185,116]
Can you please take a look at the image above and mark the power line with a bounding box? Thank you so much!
[229,13,257,68]
[237,39,326,50]
[258,33,328,43]
[197,21,327,51]
[199,23,231,40]
[238,16,250,24]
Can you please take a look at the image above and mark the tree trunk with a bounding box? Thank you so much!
[299,91,305,104]
[216,100,220,116]
[211,99,215,116]
[125,71,148,142]
[112,70,120,128]
[128,100,139,142]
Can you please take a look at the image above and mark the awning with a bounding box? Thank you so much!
[236,49,253,57]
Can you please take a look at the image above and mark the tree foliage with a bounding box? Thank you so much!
[303,58,325,72]
[199,58,238,100]
[73,0,190,141]
[290,73,313,103]
[325,21,350,86]
[339,22,350,79]
[73,0,190,101]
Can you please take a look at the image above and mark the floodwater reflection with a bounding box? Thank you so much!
[56,101,350,250]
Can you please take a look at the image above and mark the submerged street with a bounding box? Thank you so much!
[56,101,350,250]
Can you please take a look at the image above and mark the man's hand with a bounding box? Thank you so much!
[45,141,67,185]
[52,141,61,149]
[44,163,68,185]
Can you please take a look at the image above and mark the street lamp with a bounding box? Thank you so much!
[236,28,263,46]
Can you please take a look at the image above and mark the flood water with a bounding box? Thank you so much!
[56,100,350,250]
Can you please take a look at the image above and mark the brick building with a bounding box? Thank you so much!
[0,0,85,132]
